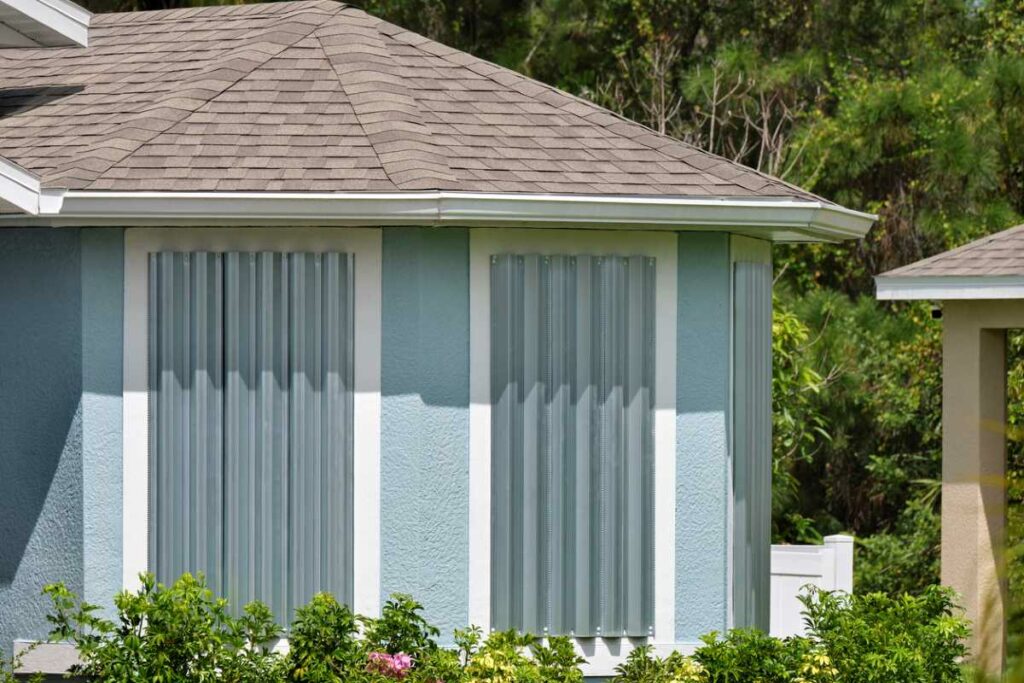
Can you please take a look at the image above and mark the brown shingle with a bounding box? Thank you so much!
[880,224,1024,278]
[0,0,828,199]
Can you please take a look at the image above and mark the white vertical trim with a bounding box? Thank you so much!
[653,234,678,644]
[724,250,735,630]
[123,231,149,591]
[468,228,677,643]
[468,235,492,630]
[122,228,382,613]
[352,230,383,618]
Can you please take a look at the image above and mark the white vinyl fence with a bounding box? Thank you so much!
[770,534,854,638]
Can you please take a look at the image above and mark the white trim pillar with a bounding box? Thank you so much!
[942,301,1008,673]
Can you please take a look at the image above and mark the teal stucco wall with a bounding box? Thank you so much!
[0,226,755,655]
[380,227,471,638]
[676,233,732,640]
[0,229,84,658]
[0,228,124,658]
[81,229,124,613]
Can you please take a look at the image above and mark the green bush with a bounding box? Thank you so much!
[42,574,585,683]
[45,573,285,682]
[801,586,969,682]
[41,574,970,682]
[614,586,968,683]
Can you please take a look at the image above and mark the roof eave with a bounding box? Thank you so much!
[0,157,43,215]
[0,0,91,47]
[876,274,1024,301]
[1,190,876,242]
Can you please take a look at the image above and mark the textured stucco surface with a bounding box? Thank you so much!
[81,229,124,613]
[381,227,470,639]
[675,233,731,641]
[0,229,84,659]
[0,223,740,656]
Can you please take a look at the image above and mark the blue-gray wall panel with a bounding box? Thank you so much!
[150,251,354,623]
[676,233,731,640]
[0,229,84,659]
[81,229,124,614]
[732,260,772,631]
[381,227,470,639]
[490,254,655,637]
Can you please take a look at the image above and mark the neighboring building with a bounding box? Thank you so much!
[0,1,873,674]
[877,224,1024,675]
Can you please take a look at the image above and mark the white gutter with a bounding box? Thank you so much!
[7,190,876,242]
[0,0,90,46]
[876,274,1024,301]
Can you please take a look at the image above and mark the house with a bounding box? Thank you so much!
[0,0,874,674]
[876,225,1024,675]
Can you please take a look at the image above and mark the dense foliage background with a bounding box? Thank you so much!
[77,0,1024,646]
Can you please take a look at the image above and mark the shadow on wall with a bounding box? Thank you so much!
[0,229,83,654]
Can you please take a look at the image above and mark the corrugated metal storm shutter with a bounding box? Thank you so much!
[490,254,655,637]
[732,260,772,631]
[149,251,354,623]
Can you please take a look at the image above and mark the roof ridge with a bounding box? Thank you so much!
[50,3,346,188]
[314,6,456,190]
[378,18,826,202]
[311,22,395,191]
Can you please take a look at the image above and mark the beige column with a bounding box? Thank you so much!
[942,301,1007,674]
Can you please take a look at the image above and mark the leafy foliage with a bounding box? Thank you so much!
[801,586,969,682]
[43,576,587,683]
[45,574,285,683]
[44,573,284,679]
[362,594,440,656]
[856,497,941,595]
[287,593,362,682]
[44,575,971,682]
[613,587,967,683]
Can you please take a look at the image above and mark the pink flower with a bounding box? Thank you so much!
[367,651,414,679]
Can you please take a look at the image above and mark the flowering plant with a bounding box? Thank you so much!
[368,651,414,679]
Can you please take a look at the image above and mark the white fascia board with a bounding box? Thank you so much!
[876,275,1024,300]
[0,0,90,46]
[10,190,876,242]
[0,157,43,215]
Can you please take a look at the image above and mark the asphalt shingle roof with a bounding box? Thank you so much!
[0,0,830,197]
[881,224,1024,278]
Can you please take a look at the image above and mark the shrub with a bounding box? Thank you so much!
[286,592,362,681]
[613,586,968,683]
[855,498,941,595]
[613,646,704,683]
[44,573,285,682]
[801,585,969,682]
[41,574,970,683]
[43,575,587,683]
[363,594,440,657]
